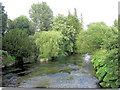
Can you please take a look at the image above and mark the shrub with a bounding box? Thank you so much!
[2,29,33,64]
[91,49,119,88]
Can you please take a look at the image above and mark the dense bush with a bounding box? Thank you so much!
[90,22,119,88]
[91,49,119,88]
[2,29,33,64]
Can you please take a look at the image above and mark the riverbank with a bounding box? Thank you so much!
[1,49,36,69]
[91,49,119,88]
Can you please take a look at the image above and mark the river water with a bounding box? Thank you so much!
[2,54,99,88]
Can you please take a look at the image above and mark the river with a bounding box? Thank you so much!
[2,54,99,88]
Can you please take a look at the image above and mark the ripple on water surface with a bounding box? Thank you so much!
[19,70,99,88]
[3,54,99,88]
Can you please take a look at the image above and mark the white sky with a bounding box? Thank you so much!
[0,0,120,29]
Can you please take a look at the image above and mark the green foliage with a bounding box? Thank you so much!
[1,2,119,88]
[75,21,119,88]
[75,30,89,54]
[76,22,112,54]
[91,49,119,88]
[29,35,38,56]
[113,19,118,28]
[87,22,110,49]
[14,15,29,30]
[8,16,35,35]
[67,9,82,35]
[61,25,76,53]
[28,21,36,35]
[2,50,16,67]
[2,29,33,63]
[51,14,67,31]
[89,22,119,88]
[51,14,76,54]
[2,6,7,35]
[33,31,63,60]
[7,19,14,31]
[66,9,83,52]
[101,27,118,50]
[29,2,53,31]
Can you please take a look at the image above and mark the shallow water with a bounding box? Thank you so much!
[2,54,99,88]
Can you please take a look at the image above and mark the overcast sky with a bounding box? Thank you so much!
[0,0,120,29]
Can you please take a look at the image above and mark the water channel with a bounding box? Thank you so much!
[2,54,100,88]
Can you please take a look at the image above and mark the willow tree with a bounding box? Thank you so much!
[33,31,63,60]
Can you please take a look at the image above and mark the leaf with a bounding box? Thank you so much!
[100,82,106,87]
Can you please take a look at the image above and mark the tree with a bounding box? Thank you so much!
[8,16,35,35]
[74,8,77,17]
[50,14,67,31]
[67,9,82,34]
[29,2,53,31]
[61,25,76,54]
[80,13,84,29]
[13,15,30,34]
[28,21,36,35]
[66,9,82,53]
[33,31,63,60]
[51,15,76,55]
[76,22,111,54]
[2,29,33,64]
[14,15,29,29]
[113,19,118,28]
[2,5,7,35]
[101,26,118,50]
[86,22,110,51]
[7,19,15,31]
[75,30,88,54]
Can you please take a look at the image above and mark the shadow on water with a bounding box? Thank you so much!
[2,62,31,75]
[2,54,100,88]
